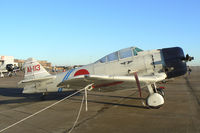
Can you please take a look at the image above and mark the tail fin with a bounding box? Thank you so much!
[24,58,50,80]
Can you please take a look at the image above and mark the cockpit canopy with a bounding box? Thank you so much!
[95,47,143,63]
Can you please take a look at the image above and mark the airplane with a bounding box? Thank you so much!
[0,56,20,77]
[0,64,20,77]
[18,46,194,108]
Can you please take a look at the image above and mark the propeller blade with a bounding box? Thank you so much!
[183,54,194,62]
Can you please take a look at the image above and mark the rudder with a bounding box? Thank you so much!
[24,58,50,80]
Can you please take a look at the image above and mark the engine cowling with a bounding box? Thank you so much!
[161,47,190,78]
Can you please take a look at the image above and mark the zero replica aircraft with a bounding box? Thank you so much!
[19,47,193,108]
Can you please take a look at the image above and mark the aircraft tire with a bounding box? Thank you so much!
[9,73,12,77]
[146,93,164,109]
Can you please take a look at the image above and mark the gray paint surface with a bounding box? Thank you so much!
[0,68,200,133]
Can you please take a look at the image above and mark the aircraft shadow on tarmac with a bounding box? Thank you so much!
[87,93,144,100]
[70,92,148,109]
[0,87,78,104]
[0,87,147,109]
[70,97,148,109]
[184,77,200,106]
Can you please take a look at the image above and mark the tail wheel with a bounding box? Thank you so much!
[40,92,48,100]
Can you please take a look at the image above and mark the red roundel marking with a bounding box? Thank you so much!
[74,69,89,76]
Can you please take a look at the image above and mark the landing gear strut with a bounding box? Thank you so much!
[133,72,164,109]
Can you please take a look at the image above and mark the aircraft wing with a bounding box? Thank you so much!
[57,73,167,91]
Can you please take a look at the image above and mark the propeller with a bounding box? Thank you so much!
[183,54,194,62]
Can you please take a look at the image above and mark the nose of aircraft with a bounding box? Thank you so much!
[161,47,193,78]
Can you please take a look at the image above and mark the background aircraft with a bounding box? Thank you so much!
[19,46,193,108]
[0,64,19,77]
[0,56,20,77]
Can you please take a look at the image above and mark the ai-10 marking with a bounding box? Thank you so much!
[19,46,193,108]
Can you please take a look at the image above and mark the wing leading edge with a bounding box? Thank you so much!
[57,73,167,91]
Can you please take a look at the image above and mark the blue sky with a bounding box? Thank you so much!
[0,0,199,66]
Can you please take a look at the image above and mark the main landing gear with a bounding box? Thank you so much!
[146,84,165,109]
[133,72,165,109]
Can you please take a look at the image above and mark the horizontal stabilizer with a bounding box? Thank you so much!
[19,75,56,85]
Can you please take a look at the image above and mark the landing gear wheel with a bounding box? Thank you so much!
[8,72,12,77]
[40,92,48,100]
[157,88,165,97]
[146,93,164,109]
[40,95,46,100]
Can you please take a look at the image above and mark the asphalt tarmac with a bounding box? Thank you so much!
[0,67,200,133]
